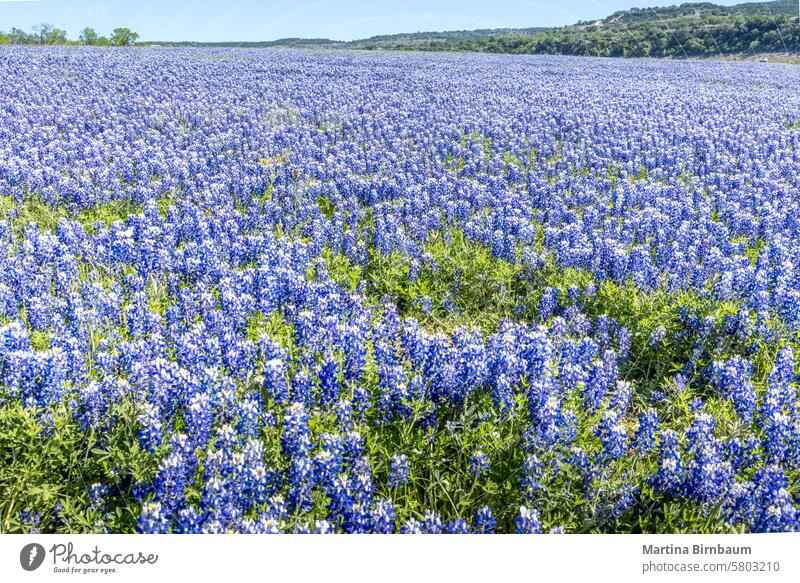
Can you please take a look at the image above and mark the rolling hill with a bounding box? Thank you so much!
[143,1,800,58]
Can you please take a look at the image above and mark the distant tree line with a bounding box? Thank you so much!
[1,7,799,58]
[372,14,800,58]
[0,25,139,47]
[475,15,800,58]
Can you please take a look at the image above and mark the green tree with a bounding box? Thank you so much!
[0,31,8,45]
[31,23,53,44]
[7,28,34,44]
[79,27,98,45]
[48,28,68,45]
[31,23,67,45]
[109,27,139,46]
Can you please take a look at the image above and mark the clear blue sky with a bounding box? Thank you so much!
[0,0,752,42]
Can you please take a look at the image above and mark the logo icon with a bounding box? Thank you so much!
[20,543,46,571]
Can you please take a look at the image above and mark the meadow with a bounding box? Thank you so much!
[1,47,799,533]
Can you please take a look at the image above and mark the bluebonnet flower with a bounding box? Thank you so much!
[538,288,558,321]
[88,483,108,511]
[609,380,633,415]
[595,410,629,461]
[318,353,341,407]
[521,454,545,499]
[568,447,590,471]
[400,519,423,534]
[137,402,163,453]
[684,412,733,504]
[174,507,204,534]
[492,373,516,412]
[652,430,685,496]
[609,484,639,521]
[583,354,617,413]
[236,394,264,439]
[19,510,42,534]
[262,356,289,404]
[446,518,471,534]
[389,454,410,488]
[724,481,757,528]
[515,506,542,534]
[711,356,756,423]
[291,371,314,406]
[751,465,798,533]
[420,511,445,534]
[725,437,760,472]
[418,296,433,315]
[138,502,170,534]
[473,506,496,534]
[363,498,394,534]
[648,326,667,349]
[282,403,313,513]
[469,450,490,478]
[761,346,798,463]
[670,374,688,395]
[634,411,660,454]
[334,399,354,431]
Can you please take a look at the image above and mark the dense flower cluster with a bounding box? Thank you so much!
[1,47,799,533]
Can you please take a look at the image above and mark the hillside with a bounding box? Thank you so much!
[343,27,548,49]
[139,1,800,58]
[142,28,548,49]
[375,1,800,57]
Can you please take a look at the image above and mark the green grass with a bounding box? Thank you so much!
[325,228,532,333]
[0,400,155,533]
[0,193,177,237]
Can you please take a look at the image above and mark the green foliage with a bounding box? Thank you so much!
[0,24,138,47]
[326,228,531,333]
[0,194,174,238]
[361,391,530,530]
[247,310,296,354]
[344,2,800,58]
[31,23,68,46]
[0,195,71,234]
[464,13,800,58]
[110,28,140,47]
[79,27,99,46]
[0,401,156,533]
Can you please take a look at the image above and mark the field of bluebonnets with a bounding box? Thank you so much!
[1,47,800,534]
